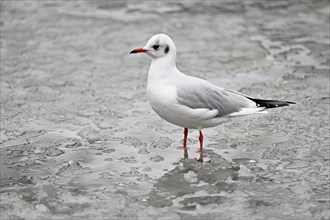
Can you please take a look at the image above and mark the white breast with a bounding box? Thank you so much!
[147,81,180,124]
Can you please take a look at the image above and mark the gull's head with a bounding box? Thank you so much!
[130,34,176,59]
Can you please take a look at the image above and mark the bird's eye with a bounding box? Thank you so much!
[153,45,160,50]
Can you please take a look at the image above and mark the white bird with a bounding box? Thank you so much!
[130,34,294,162]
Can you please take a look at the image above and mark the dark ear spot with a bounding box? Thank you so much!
[164,45,170,54]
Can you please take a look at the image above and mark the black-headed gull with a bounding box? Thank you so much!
[130,34,295,162]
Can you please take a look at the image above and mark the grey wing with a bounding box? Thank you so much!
[176,81,257,117]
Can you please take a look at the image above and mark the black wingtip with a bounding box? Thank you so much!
[249,98,295,109]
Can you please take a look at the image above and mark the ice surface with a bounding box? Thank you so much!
[1,1,329,219]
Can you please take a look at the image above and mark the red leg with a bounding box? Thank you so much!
[183,128,188,158]
[183,128,188,148]
[198,130,203,163]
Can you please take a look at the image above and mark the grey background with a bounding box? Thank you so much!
[1,1,329,219]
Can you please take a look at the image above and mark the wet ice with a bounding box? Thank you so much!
[1,1,329,220]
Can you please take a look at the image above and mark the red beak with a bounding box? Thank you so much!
[130,48,147,54]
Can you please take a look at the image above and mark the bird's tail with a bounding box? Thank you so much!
[248,98,295,109]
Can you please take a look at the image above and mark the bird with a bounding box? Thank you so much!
[130,33,295,162]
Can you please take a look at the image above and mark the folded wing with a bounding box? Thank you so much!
[176,79,261,117]
[176,78,294,118]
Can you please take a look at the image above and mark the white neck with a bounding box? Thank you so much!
[151,53,176,69]
[148,54,180,82]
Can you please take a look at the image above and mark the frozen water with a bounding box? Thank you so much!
[1,1,329,219]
